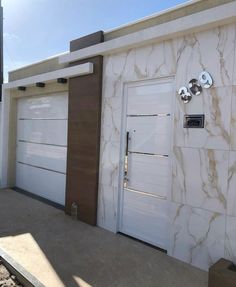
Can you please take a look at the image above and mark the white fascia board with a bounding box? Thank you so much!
[4,62,93,90]
[104,0,200,34]
[9,51,68,73]
[59,1,236,64]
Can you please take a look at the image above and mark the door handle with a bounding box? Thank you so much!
[126,131,129,156]
[124,131,130,185]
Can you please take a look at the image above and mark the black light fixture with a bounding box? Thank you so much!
[18,86,26,91]
[36,82,45,88]
[57,78,67,84]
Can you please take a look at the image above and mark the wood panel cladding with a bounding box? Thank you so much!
[66,31,103,225]
[70,31,104,51]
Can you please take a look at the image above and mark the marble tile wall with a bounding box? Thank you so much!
[225,216,236,263]
[172,147,228,214]
[98,40,177,231]
[174,86,232,150]
[228,151,236,216]
[174,24,235,90]
[98,22,236,271]
[230,86,236,149]
[168,202,225,271]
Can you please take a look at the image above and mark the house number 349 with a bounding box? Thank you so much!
[178,71,213,104]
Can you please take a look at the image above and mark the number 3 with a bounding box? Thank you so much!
[178,86,192,104]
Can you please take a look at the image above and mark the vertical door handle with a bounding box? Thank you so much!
[124,131,130,185]
[126,131,129,156]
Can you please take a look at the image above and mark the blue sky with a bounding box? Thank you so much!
[2,0,189,81]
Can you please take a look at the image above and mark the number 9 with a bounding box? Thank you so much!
[178,86,192,104]
[199,71,213,88]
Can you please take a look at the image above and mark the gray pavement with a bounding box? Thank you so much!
[0,189,208,287]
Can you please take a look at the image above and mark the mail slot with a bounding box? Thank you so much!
[184,114,204,128]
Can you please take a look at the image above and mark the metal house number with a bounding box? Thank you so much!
[178,86,192,104]
[179,71,213,103]
[199,71,213,88]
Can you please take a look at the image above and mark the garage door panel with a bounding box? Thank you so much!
[17,94,68,119]
[17,119,68,146]
[16,163,66,205]
[17,141,67,173]
[122,189,168,249]
[16,94,68,205]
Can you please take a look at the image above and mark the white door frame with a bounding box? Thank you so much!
[117,76,176,238]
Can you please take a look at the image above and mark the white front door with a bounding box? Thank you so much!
[16,93,68,205]
[119,78,173,250]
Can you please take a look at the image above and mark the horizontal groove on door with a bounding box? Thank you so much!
[17,161,66,175]
[124,187,167,200]
[127,113,170,117]
[18,118,68,121]
[18,140,67,148]
[128,151,168,157]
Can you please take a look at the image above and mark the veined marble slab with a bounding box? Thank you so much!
[172,147,228,214]
[97,183,118,232]
[100,95,122,143]
[103,40,176,86]
[230,86,236,150]
[168,202,225,271]
[174,23,235,89]
[99,140,121,188]
[98,23,236,251]
[225,215,236,264]
[227,151,236,216]
[174,86,232,150]
[234,24,236,86]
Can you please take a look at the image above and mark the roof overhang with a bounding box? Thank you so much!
[59,1,236,64]
[3,62,93,90]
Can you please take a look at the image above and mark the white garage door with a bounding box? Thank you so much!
[16,93,68,205]
[120,78,173,250]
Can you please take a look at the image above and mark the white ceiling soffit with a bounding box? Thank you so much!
[3,62,94,90]
[59,1,236,64]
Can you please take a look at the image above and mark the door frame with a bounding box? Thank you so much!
[117,76,176,237]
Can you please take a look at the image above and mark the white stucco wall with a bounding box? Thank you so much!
[97,22,236,271]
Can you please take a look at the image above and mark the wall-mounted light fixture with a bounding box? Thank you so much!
[17,86,26,91]
[57,78,67,84]
[36,82,45,88]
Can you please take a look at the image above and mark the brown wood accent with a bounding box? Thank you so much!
[66,31,103,225]
[70,31,104,52]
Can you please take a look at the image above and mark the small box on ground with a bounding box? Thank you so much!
[208,258,236,287]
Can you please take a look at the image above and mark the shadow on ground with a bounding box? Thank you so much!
[0,189,208,287]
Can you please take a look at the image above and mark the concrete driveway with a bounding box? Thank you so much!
[0,189,208,287]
